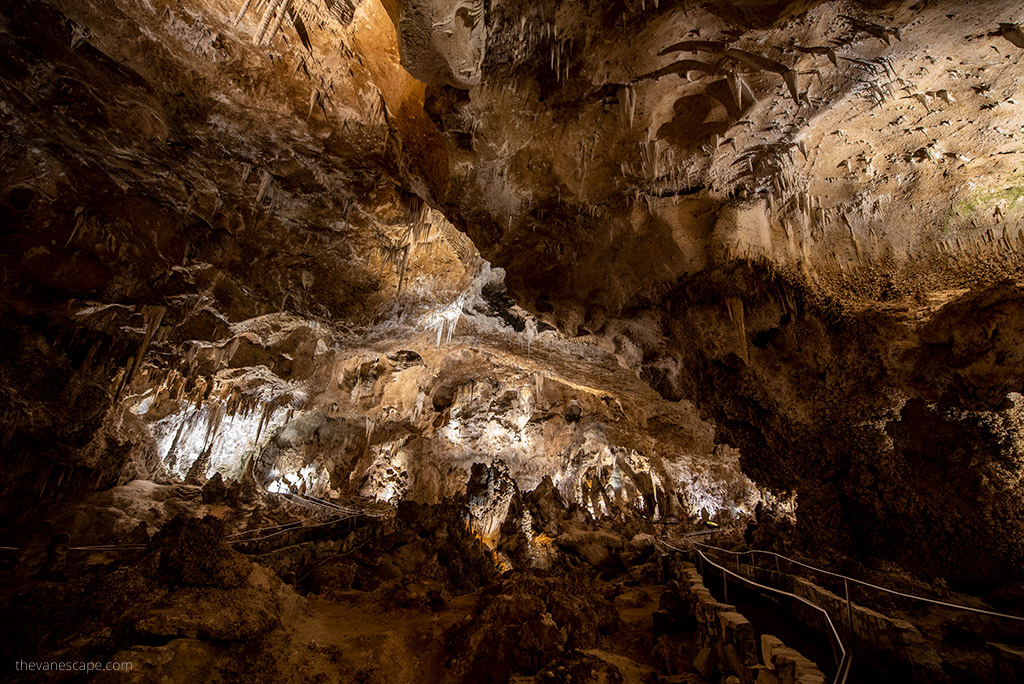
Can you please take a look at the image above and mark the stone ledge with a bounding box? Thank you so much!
[669,558,827,684]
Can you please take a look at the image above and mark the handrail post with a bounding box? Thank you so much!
[844,577,855,662]
[723,565,729,603]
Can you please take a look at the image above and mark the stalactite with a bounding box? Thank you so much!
[235,0,254,25]
[255,170,272,206]
[618,85,636,132]
[254,0,283,45]
[253,402,272,445]
[724,296,749,364]
[263,0,293,47]
[116,306,166,401]
[413,391,425,422]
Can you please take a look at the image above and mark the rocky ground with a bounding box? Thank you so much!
[3,466,1023,683]
[0,472,713,684]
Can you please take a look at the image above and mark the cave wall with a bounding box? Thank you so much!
[3,0,1024,588]
[387,0,1024,586]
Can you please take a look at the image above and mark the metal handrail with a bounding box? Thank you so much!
[278,492,393,519]
[660,538,851,684]
[227,515,356,545]
[690,541,1024,622]
[225,519,306,540]
[1,493,388,551]
[296,493,393,518]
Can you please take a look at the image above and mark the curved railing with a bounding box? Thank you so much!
[658,537,852,684]
[689,540,1024,622]
[659,534,1024,684]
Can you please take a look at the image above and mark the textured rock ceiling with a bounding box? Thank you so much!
[3,0,1024,589]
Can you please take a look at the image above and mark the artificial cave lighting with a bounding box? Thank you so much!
[4,0,1024,681]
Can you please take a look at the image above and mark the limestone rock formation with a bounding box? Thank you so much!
[3,0,1024,681]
